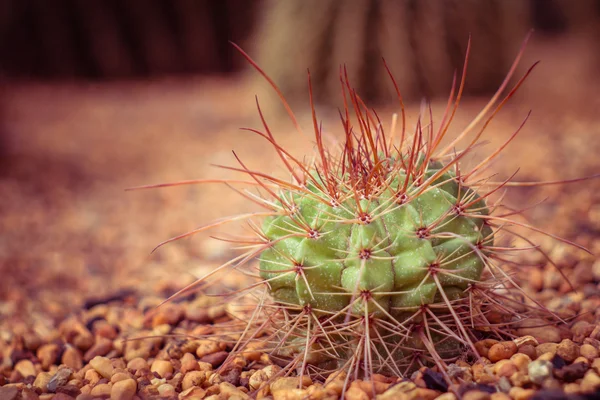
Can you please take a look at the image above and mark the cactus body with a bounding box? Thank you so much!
[260,161,492,315]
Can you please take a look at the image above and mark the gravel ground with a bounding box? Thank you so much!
[1,68,600,400]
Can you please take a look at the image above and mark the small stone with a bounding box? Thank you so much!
[510,353,531,371]
[580,343,599,360]
[462,390,491,400]
[180,353,199,374]
[73,330,95,352]
[271,377,313,393]
[195,340,225,358]
[15,359,36,377]
[475,339,498,358]
[0,386,19,400]
[33,372,52,392]
[472,363,497,384]
[219,382,250,399]
[494,361,518,378]
[592,358,600,374]
[89,356,114,379]
[435,393,458,400]
[508,387,535,400]
[83,337,113,362]
[535,343,558,358]
[514,336,538,348]
[157,383,176,397]
[200,351,228,368]
[488,341,517,362]
[150,360,173,378]
[554,362,589,382]
[510,371,529,387]
[490,393,511,400]
[563,383,581,394]
[84,369,102,386]
[110,378,136,400]
[556,339,580,363]
[152,304,184,327]
[125,357,147,372]
[517,320,561,343]
[47,368,73,392]
[581,370,600,393]
[182,371,206,390]
[528,360,553,385]
[573,356,590,365]
[179,387,206,399]
[90,383,112,398]
[37,344,60,370]
[61,346,83,371]
[571,321,595,342]
[110,372,131,384]
[411,388,439,400]
[20,388,39,400]
[517,344,536,360]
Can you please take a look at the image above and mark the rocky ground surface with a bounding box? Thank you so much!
[1,66,600,400]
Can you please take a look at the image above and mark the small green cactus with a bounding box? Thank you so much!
[259,159,492,315]
[139,36,594,392]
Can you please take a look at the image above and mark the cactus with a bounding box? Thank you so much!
[136,35,596,392]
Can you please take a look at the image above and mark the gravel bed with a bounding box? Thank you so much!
[1,80,600,399]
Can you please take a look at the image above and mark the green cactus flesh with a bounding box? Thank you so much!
[259,160,492,316]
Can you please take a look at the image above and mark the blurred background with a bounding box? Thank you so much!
[1,0,599,325]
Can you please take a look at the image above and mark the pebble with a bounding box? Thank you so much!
[510,353,531,372]
[110,372,131,384]
[475,339,498,358]
[517,320,561,343]
[344,385,369,400]
[488,341,517,362]
[508,387,536,400]
[47,368,73,392]
[554,362,589,382]
[110,378,137,400]
[517,344,536,360]
[271,377,313,392]
[462,390,491,400]
[182,371,206,390]
[528,360,553,385]
[580,344,599,360]
[157,383,176,397]
[14,359,36,377]
[180,352,199,374]
[514,336,538,347]
[179,387,207,399]
[200,351,228,368]
[83,337,113,362]
[581,370,600,393]
[494,361,518,378]
[37,344,60,370]
[84,369,102,386]
[0,386,18,400]
[219,382,250,399]
[151,304,184,327]
[195,340,225,358]
[125,357,147,372]
[33,372,52,392]
[150,359,173,378]
[89,356,114,379]
[556,339,579,363]
[61,346,83,371]
[535,343,557,358]
[90,383,112,398]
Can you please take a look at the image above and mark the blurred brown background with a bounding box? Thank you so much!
[1,0,599,324]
